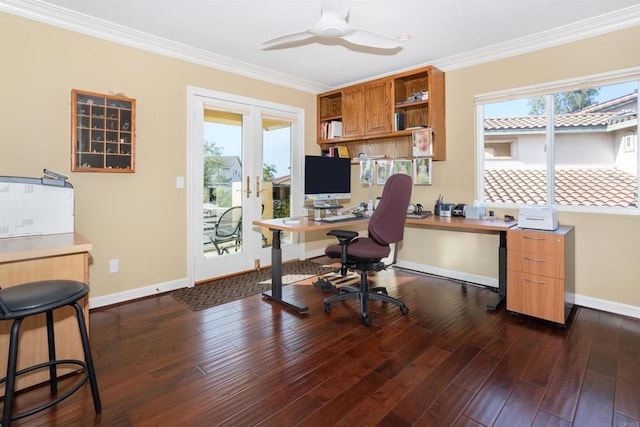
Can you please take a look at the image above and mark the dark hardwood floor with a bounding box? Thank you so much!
[4,262,640,426]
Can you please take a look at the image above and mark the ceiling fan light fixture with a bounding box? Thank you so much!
[397,34,411,41]
[261,0,403,52]
[321,27,344,38]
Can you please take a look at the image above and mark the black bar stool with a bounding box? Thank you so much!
[0,280,101,427]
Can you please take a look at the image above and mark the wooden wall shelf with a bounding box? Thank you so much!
[317,66,446,161]
[71,89,136,173]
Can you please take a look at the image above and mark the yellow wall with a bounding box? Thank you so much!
[2,11,640,312]
[0,13,317,299]
[400,25,640,309]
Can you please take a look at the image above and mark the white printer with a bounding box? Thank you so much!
[517,206,558,231]
[0,171,74,238]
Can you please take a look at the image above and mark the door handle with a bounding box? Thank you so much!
[255,176,268,197]
[236,176,251,199]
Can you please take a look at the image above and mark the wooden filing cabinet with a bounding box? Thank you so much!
[507,226,575,326]
[0,232,92,395]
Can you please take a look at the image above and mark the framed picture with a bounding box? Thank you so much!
[393,159,413,177]
[413,158,432,185]
[359,159,374,184]
[376,160,394,185]
[412,128,433,157]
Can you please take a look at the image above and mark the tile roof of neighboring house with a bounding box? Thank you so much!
[485,91,637,131]
[579,92,638,113]
[484,168,638,207]
[272,175,291,185]
[484,112,633,131]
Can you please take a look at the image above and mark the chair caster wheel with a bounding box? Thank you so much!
[400,305,409,315]
[323,303,331,313]
[361,315,371,326]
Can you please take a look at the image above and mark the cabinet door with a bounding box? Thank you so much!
[508,230,564,255]
[507,270,565,323]
[342,87,365,138]
[364,80,392,135]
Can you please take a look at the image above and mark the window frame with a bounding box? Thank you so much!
[475,67,640,215]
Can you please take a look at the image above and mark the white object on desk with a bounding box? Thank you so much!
[320,214,358,223]
[0,176,74,238]
[517,206,558,230]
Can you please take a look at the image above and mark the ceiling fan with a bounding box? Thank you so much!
[262,0,402,51]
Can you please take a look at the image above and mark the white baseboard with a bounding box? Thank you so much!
[574,295,640,319]
[89,277,189,309]
[395,260,640,319]
[395,260,499,288]
[89,258,640,320]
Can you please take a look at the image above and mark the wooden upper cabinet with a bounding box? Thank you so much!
[342,86,365,138]
[364,79,392,135]
[316,65,446,160]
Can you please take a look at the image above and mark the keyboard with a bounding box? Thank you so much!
[406,211,432,219]
[319,214,362,223]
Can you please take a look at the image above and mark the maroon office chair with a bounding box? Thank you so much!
[322,173,412,325]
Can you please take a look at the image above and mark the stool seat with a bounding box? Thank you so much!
[0,280,88,318]
[0,280,101,427]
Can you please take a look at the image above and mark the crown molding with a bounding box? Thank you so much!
[0,0,330,94]
[2,0,639,91]
[433,4,640,72]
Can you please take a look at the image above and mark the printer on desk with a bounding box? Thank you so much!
[517,206,558,230]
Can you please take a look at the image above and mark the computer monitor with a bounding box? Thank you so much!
[304,155,351,205]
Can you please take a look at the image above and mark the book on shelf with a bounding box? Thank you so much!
[336,146,349,158]
[323,120,342,139]
[394,112,405,131]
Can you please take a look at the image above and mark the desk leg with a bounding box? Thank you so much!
[487,230,507,311]
[261,229,309,314]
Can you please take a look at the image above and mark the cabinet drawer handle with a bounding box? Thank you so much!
[524,257,546,263]
[523,236,546,241]
[523,278,546,285]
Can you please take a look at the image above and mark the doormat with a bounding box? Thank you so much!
[171,260,335,311]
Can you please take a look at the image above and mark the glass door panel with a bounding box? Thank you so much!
[203,112,244,257]
[261,118,293,248]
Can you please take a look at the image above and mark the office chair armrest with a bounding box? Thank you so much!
[327,230,359,276]
[327,229,359,245]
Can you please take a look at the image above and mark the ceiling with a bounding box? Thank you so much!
[3,0,640,92]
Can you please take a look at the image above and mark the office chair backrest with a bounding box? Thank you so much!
[368,174,412,245]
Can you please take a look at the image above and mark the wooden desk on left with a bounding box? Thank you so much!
[0,232,92,395]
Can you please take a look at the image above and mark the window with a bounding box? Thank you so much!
[476,70,639,211]
[484,140,514,159]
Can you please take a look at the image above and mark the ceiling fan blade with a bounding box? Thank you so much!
[262,31,315,48]
[321,0,349,20]
[341,29,402,50]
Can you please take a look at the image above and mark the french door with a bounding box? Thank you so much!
[187,87,304,284]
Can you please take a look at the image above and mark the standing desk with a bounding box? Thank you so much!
[252,216,516,314]
[405,216,517,310]
[252,217,368,313]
